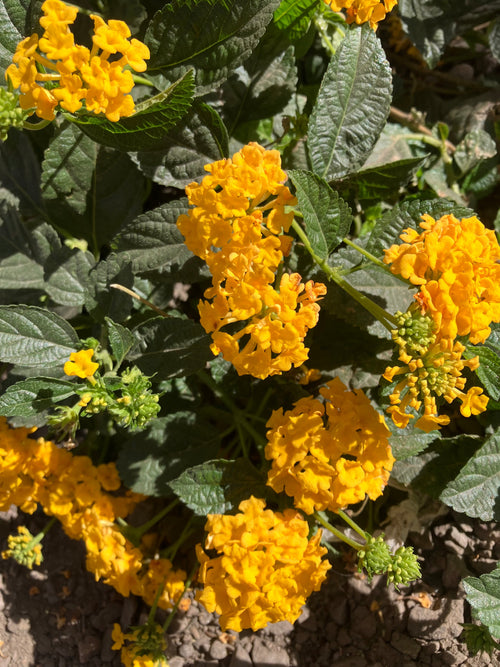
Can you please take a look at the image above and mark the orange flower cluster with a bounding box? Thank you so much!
[5,0,150,121]
[382,213,497,430]
[196,497,330,631]
[384,214,500,345]
[324,0,398,29]
[0,418,185,608]
[265,378,395,514]
[177,142,326,379]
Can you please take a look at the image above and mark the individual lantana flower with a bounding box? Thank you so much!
[177,142,327,379]
[5,0,150,121]
[384,213,500,345]
[383,307,488,432]
[64,348,99,379]
[196,496,331,631]
[265,377,395,514]
[323,0,398,30]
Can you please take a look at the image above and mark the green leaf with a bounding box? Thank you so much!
[0,0,29,74]
[289,169,352,259]
[0,305,79,372]
[129,316,212,380]
[365,197,474,257]
[145,0,279,94]
[115,199,201,280]
[454,129,497,175]
[0,129,42,217]
[389,422,440,460]
[464,344,500,402]
[84,254,134,323]
[117,412,221,496]
[399,0,500,68]
[168,458,267,515]
[307,24,392,180]
[391,434,483,498]
[440,434,500,521]
[336,157,428,202]
[41,123,147,248]
[488,16,500,62]
[131,102,229,188]
[0,377,76,417]
[464,567,500,639]
[274,0,318,40]
[73,71,195,152]
[105,318,135,367]
[44,245,95,307]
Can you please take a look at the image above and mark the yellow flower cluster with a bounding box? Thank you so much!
[324,0,398,29]
[5,0,150,121]
[177,142,327,379]
[111,623,168,667]
[0,418,185,608]
[1,526,43,569]
[196,496,331,631]
[265,377,395,514]
[382,213,497,430]
[384,214,500,345]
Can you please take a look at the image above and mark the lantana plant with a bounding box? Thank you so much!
[1,0,499,664]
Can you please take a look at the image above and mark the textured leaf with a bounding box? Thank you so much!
[84,254,134,323]
[117,412,220,496]
[129,316,212,380]
[0,0,28,73]
[391,434,483,498]
[308,24,392,180]
[106,318,135,367]
[399,0,500,68]
[168,458,267,515]
[389,422,440,461]
[365,198,474,257]
[115,199,200,280]
[44,246,95,307]
[0,305,79,371]
[274,0,318,40]
[41,123,147,248]
[454,129,497,175]
[464,344,500,402]
[73,71,195,151]
[0,377,76,417]
[0,129,42,217]
[489,17,500,63]
[463,568,500,639]
[145,0,279,94]
[440,434,500,521]
[289,169,352,259]
[337,157,428,202]
[131,102,229,188]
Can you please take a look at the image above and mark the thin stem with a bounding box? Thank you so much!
[23,119,52,131]
[162,517,195,562]
[132,74,155,87]
[136,499,180,538]
[336,509,369,541]
[147,576,168,625]
[313,16,340,56]
[163,562,198,633]
[342,238,410,285]
[110,284,171,318]
[292,220,398,331]
[314,511,364,551]
[26,517,57,549]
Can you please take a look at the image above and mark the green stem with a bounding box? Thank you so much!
[314,511,364,551]
[23,119,52,131]
[163,562,198,633]
[336,509,369,541]
[132,74,155,87]
[162,517,195,562]
[313,16,340,56]
[26,516,57,549]
[118,499,179,544]
[147,576,168,625]
[292,220,397,331]
[342,237,391,273]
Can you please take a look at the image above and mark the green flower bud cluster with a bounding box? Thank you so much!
[0,88,30,142]
[75,365,160,430]
[386,545,421,590]
[358,536,421,589]
[392,306,436,356]
[357,535,392,579]
[1,526,43,569]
